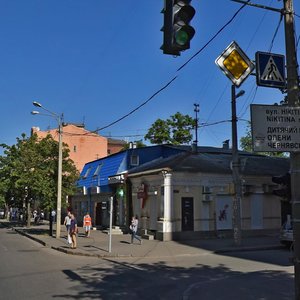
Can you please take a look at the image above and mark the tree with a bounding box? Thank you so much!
[144,112,195,145]
[240,121,288,157]
[240,122,252,152]
[0,133,79,218]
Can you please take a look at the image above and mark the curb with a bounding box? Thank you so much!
[214,244,285,254]
[0,222,133,258]
[51,245,133,258]
[14,228,49,247]
[2,221,284,258]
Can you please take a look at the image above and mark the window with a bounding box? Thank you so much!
[73,145,77,152]
[130,154,139,166]
[93,163,103,177]
[83,167,91,179]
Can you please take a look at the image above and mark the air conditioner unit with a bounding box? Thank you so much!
[242,185,251,195]
[203,194,213,202]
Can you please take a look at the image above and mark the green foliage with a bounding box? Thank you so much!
[144,112,195,145]
[0,133,79,211]
[240,122,288,157]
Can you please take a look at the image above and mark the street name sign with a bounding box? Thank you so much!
[215,41,255,87]
[255,52,286,88]
[251,104,300,152]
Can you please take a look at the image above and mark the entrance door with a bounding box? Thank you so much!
[95,202,102,226]
[95,201,109,227]
[181,197,194,231]
[251,195,263,229]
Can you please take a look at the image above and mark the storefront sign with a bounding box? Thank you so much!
[108,174,125,184]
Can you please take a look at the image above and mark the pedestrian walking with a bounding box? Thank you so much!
[130,215,142,245]
[83,212,92,237]
[69,213,78,249]
[64,211,72,244]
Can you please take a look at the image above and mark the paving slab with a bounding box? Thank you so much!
[0,220,285,258]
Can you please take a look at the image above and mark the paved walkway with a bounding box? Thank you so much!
[0,220,284,258]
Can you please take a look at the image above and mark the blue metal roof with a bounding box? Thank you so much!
[76,145,187,192]
[77,151,127,192]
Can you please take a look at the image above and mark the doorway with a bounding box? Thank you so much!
[181,197,194,231]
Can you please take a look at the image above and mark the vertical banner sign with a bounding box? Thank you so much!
[216,197,233,230]
[251,104,300,152]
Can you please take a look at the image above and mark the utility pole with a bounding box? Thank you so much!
[108,196,113,253]
[231,85,245,246]
[283,0,300,298]
[193,103,199,147]
[231,1,299,295]
[56,118,63,238]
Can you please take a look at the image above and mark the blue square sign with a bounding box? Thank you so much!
[255,52,286,88]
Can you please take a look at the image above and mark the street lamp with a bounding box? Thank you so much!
[231,85,245,246]
[31,101,63,239]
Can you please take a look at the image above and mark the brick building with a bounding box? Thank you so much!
[31,123,126,172]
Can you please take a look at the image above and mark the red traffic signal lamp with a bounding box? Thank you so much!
[161,0,195,56]
[272,173,291,199]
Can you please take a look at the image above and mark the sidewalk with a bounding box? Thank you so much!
[0,220,284,258]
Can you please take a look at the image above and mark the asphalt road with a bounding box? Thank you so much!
[0,223,295,299]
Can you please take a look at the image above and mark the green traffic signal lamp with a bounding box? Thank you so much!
[173,1,195,51]
[161,0,196,56]
[117,188,124,197]
[174,25,195,46]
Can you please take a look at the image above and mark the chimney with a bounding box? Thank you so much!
[222,139,230,150]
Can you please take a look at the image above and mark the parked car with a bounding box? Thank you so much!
[280,221,293,247]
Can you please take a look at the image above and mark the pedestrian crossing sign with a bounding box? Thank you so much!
[256,52,286,88]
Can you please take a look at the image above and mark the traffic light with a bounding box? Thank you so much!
[161,0,195,56]
[272,173,291,199]
[117,188,124,197]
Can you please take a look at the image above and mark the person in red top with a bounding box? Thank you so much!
[83,212,92,237]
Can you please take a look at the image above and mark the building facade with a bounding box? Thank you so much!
[73,145,290,241]
[31,123,126,172]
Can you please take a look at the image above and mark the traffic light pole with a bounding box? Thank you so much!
[283,0,300,298]
[231,85,244,247]
[232,0,299,297]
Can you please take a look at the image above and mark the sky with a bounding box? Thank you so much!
[0,0,299,155]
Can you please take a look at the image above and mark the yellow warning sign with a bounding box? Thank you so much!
[223,49,249,79]
[215,41,255,87]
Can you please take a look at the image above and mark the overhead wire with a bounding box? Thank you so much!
[176,0,250,72]
[60,0,285,140]
[200,0,270,138]
[238,0,283,120]
[89,76,178,134]
[85,2,249,137]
